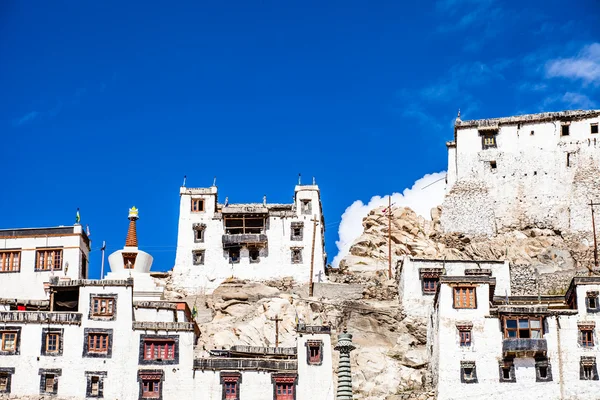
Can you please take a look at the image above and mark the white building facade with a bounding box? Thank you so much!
[399,256,600,400]
[442,109,600,235]
[172,184,327,294]
[0,225,91,300]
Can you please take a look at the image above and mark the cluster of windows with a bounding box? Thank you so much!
[0,249,69,273]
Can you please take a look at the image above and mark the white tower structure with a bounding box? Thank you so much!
[172,182,327,294]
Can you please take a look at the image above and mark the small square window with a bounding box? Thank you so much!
[92,297,115,317]
[579,328,594,347]
[481,131,497,149]
[44,375,55,393]
[422,278,438,294]
[228,248,240,264]
[1,332,17,352]
[139,335,179,365]
[35,249,62,271]
[592,123,599,134]
[586,292,599,312]
[83,329,112,358]
[306,340,323,365]
[453,287,476,309]
[291,248,302,264]
[39,369,61,395]
[530,130,535,135]
[459,330,471,347]
[85,372,107,398]
[193,250,205,265]
[191,199,205,212]
[291,222,304,241]
[561,124,570,136]
[580,357,598,380]
[249,249,260,263]
[42,329,62,356]
[490,161,497,169]
[300,200,312,215]
[0,373,9,393]
[535,357,552,382]
[460,361,478,383]
[141,379,161,399]
[123,253,137,269]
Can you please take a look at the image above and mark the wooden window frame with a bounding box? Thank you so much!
[92,297,115,317]
[422,278,437,294]
[453,287,476,309]
[459,330,472,347]
[580,328,594,348]
[0,251,20,272]
[35,249,63,271]
[88,333,109,354]
[481,131,498,149]
[191,199,205,213]
[143,339,176,361]
[1,332,17,352]
[44,375,55,393]
[275,383,294,399]
[220,371,241,400]
[141,379,160,398]
[45,333,60,354]
[224,216,266,235]
[503,317,543,339]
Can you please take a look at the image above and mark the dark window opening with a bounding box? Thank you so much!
[539,366,548,379]
[191,199,205,212]
[193,250,205,266]
[142,379,160,398]
[490,161,497,169]
[567,153,571,167]
[123,252,137,269]
[228,247,240,264]
[463,368,473,379]
[53,287,79,312]
[306,340,323,365]
[590,297,598,309]
[291,249,302,264]
[561,124,570,136]
[249,249,260,263]
[592,124,599,134]
[580,329,594,347]
[224,216,266,234]
[194,228,205,243]
[459,330,471,347]
[422,278,438,294]
[531,130,535,135]
[502,367,511,380]
[0,374,8,392]
[481,131,498,149]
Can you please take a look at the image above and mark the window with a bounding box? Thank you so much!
[35,249,62,271]
[191,198,205,212]
[579,327,595,347]
[586,292,599,312]
[143,340,175,361]
[531,130,535,135]
[249,248,260,263]
[459,330,471,347]
[300,199,312,215]
[228,247,240,264]
[499,359,516,383]
[291,248,302,264]
[46,332,60,354]
[90,376,100,396]
[306,340,323,365]
[193,224,206,243]
[422,278,437,294]
[139,335,179,365]
[272,374,297,400]
[192,250,205,265]
[561,124,570,136]
[0,251,20,272]
[490,161,497,170]
[592,123,599,134]
[291,222,303,241]
[503,317,543,338]
[1,332,17,352]
[39,369,61,395]
[580,357,598,380]
[0,368,14,394]
[138,371,163,399]
[83,329,112,358]
[88,333,109,353]
[122,252,137,269]
[453,287,476,309]
[224,216,266,234]
[535,357,552,382]
[460,361,478,384]
[92,297,115,317]
[221,372,241,400]
[481,131,497,149]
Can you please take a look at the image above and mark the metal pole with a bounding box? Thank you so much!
[309,217,318,297]
[100,241,106,279]
[388,196,392,279]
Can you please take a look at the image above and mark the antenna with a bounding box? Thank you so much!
[182,175,187,187]
[298,173,301,185]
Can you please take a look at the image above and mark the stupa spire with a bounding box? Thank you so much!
[334,328,356,400]
[125,206,139,247]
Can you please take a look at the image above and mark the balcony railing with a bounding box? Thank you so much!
[229,346,297,357]
[0,311,82,325]
[502,338,547,356]
[132,321,195,332]
[194,358,297,371]
[222,234,268,247]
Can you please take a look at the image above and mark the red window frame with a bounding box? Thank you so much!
[88,333,109,353]
[224,382,237,399]
[191,199,205,212]
[453,287,476,309]
[142,379,160,399]
[309,345,321,363]
[275,383,294,400]
[423,278,437,293]
[143,340,176,361]
[459,330,471,346]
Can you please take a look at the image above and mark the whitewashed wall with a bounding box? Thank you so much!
[172,185,327,294]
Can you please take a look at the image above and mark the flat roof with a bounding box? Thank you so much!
[455,109,600,129]
[0,226,90,248]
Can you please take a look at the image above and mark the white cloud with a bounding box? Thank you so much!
[332,171,447,267]
[561,92,597,109]
[545,42,600,85]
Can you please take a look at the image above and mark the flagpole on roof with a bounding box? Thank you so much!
[100,241,106,279]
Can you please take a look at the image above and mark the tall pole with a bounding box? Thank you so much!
[592,201,598,273]
[309,216,318,297]
[388,196,392,279]
[271,315,283,347]
[100,241,106,279]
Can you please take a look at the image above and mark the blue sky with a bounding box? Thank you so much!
[1,0,599,277]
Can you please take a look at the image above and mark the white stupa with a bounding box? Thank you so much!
[105,207,163,300]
